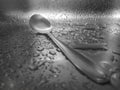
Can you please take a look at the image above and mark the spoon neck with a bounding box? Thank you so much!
[47,32,52,36]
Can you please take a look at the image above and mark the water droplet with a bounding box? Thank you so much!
[49,66,60,74]
[37,46,44,51]
[9,82,14,88]
[53,74,58,78]
[45,57,51,61]
[49,50,56,55]
[28,64,38,71]
[61,82,66,88]
[38,60,47,67]
[39,79,49,86]
[56,48,61,52]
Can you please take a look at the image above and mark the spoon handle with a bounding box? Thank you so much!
[72,43,108,50]
[48,33,109,83]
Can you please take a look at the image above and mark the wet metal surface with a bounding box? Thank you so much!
[0,14,120,90]
[0,0,120,90]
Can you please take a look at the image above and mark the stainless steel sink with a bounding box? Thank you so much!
[0,0,120,90]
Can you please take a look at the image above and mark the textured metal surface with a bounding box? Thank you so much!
[0,0,120,90]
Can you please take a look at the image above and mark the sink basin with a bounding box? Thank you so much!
[0,0,120,90]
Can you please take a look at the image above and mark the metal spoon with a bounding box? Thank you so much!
[29,14,109,83]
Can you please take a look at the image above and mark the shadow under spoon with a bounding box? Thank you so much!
[29,14,109,83]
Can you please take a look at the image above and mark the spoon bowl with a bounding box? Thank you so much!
[29,14,52,34]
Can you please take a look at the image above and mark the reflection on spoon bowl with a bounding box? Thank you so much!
[29,14,52,33]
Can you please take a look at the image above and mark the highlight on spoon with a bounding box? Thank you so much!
[29,14,52,33]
